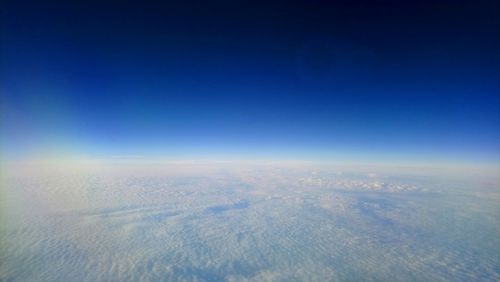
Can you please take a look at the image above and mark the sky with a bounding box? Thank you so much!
[1,0,499,165]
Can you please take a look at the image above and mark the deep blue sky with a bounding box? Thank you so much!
[1,0,499,164]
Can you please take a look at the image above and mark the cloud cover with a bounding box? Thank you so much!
[1,162,499,281]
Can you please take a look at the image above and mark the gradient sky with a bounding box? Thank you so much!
[1,0,499,164]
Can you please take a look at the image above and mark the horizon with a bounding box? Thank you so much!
[1,1,500,281]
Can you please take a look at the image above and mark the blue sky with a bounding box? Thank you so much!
[1,1,499,165]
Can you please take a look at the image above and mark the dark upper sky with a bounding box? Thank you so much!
[1,0,499,163]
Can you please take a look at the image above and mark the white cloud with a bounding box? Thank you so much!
[1,162,498,281]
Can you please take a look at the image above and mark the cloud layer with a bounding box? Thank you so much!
[1,162,499,281]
